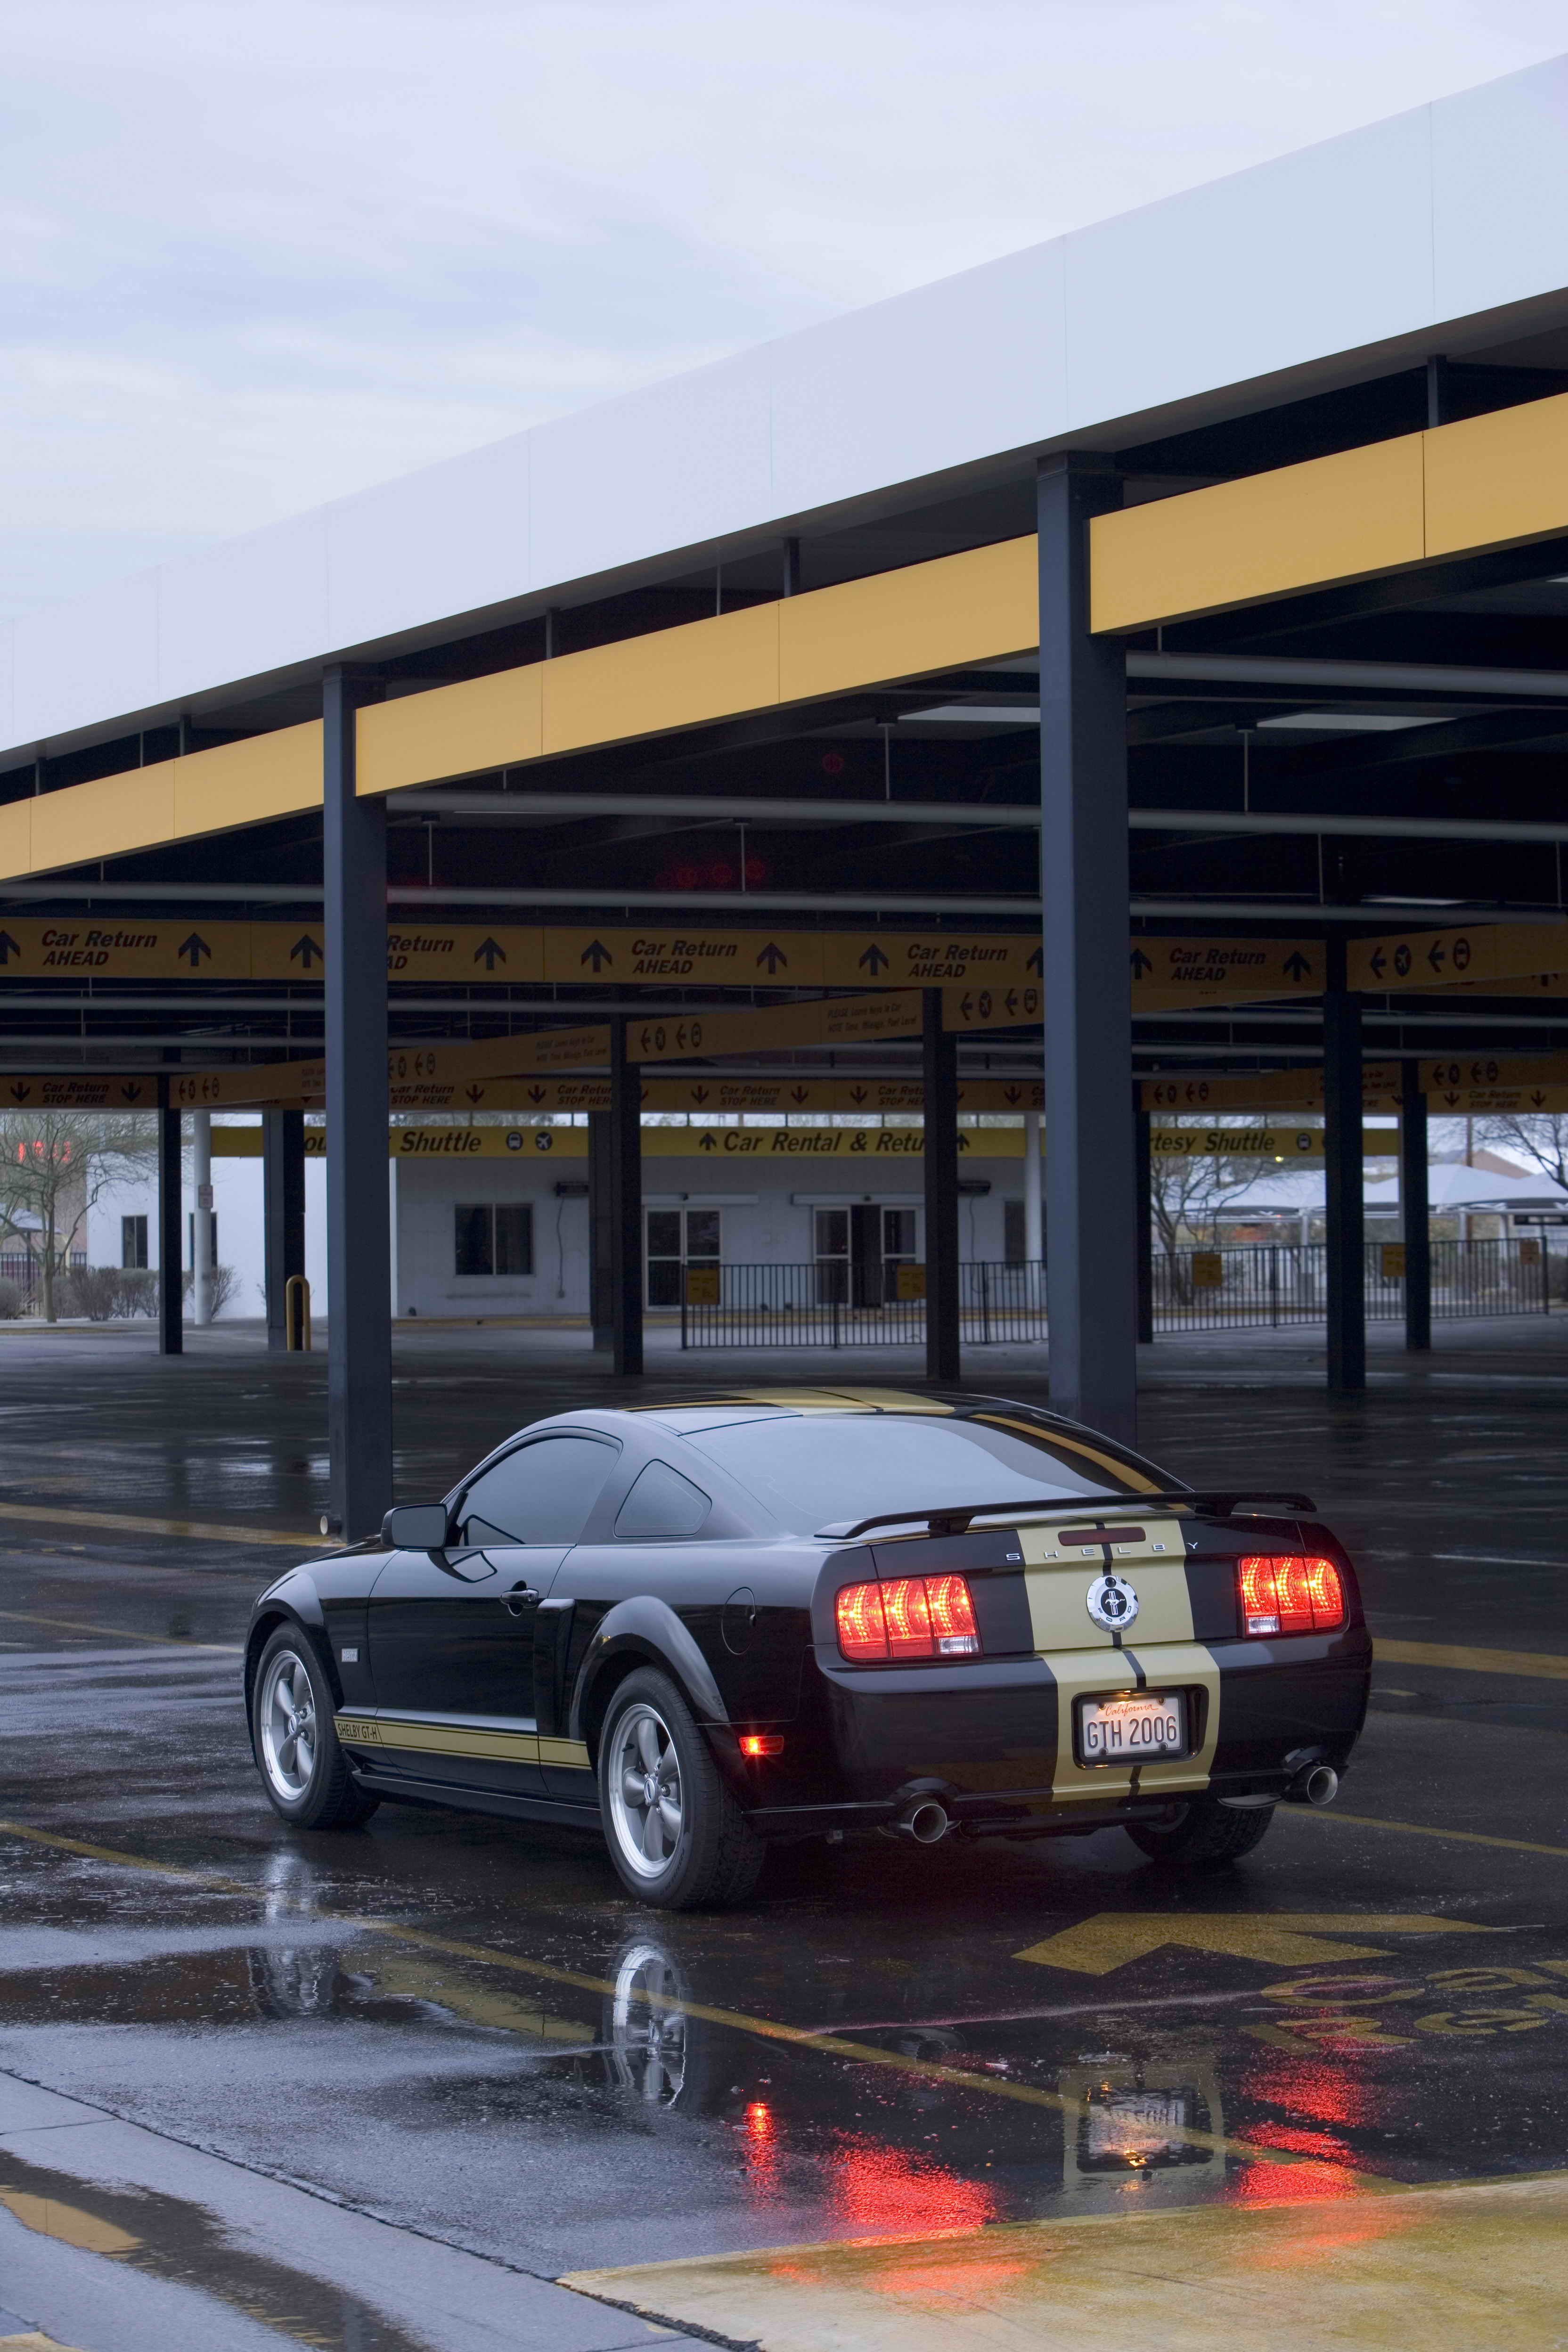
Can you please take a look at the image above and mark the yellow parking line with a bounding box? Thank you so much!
[0,1609,243,1654]
[0,1500,324,1549]
[1375,1636,1568,1681]
[1303,1808,1568,1861]
[0,1817,1386,2189]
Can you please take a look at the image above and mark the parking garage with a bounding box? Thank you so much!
[7,63,1568,2352]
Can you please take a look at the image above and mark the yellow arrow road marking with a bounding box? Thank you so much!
[1015,1913,1500,1975]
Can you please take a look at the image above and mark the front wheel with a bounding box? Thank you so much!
[252,1627,379,1830]
[598,1668,764,1911]
[1127,1797,1274,1868]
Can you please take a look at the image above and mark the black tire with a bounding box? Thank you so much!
[597,1667,764,1911]
[1127,1798,1274,1867]
[251,1625,379,1830]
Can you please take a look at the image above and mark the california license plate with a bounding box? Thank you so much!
[1077,1690,1187,1763]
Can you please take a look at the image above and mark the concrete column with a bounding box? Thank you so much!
[323,666,392,1538]
[609,1024,643,1375]
[1323,941,1366,1392]
[1038,452,1136,1442]
[156,1081,182,1356]
[1023,1110,1043,1299]
[262,1109,306,1351]
[923,989,961,1383]
[191,1111,212,1325]
[1401,1061,1432,1351]
[587,1112,614,1350]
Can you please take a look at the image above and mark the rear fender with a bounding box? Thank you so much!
[570,1596,743,1793]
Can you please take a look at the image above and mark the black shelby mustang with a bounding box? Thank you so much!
[245,1390,1371,1909]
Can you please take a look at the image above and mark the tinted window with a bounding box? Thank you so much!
[616,1461,712,1540]
[683,1412,1172,1533]
[457,1436,618,1545]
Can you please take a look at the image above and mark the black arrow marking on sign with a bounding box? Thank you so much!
[1369,947,1387,979]
[466,1086,484,1104]
[0,932,19,966]
[1026,946,1043,976]
[177,932,212,968]
[580,939,613,972]
[849,1085,867,1104]
[473,937,506,971]
[1130,947,1153,980]
[1004,990,1018,1015]
[121,1084,142,1102]
[1004,1086,1021,1105]
[1427,941,1447,972]
[755,941,788,975]
[791,1086,808,1106]
[699,1132,719,1152]
[9,1083,31,1102]
[290,934,324,970]
[1444,1091,1459,1108]
[1534,1090,1547,1107]
[528,1085,546,1105]
[858,943,890,976]
[1283,950,1313,981]
[691,1086,709,1105]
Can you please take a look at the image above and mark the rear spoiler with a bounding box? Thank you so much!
[816,1491,1317,1542]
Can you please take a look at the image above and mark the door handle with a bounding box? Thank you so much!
[501,1586,541,1617]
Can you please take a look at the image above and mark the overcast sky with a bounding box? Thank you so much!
[3,0,1565,621]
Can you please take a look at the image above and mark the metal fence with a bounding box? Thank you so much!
[678,1261,1048,1348]
[1151,1237,1551,1332]
[678,1241,1554,1348]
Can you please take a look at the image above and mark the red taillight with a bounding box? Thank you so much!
[835,1575,980,1662]
[1238,1555,1345,1636]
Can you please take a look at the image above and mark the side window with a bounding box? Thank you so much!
[457,1436,618,1547]
[615,1460,712,1540]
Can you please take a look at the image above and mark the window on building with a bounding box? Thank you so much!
[186,1210,217,1266]
[645,1206,721,1307]
[454,1202,533,1277]
[122,1215,148,1270]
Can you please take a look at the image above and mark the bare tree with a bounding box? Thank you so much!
[1475,1111,1568,1190]
[0,1113,157,1322]
[1149,1125,1278,1264]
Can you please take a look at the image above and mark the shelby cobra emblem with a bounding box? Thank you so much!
[1087,1572,1140,1631]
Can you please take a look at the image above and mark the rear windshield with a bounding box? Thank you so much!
[683,1411,1176,1534]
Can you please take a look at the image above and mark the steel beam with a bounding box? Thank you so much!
[1134,1096,1154,1346]
[262,1108,306,1352]
[155,1079,182,1356]
[922,988,961,1384]
[1322,947,1366,1393]
[1039,453,1137,1443]
[323,668,392,1538]
[1400,1061,1431,1353]
[608,1021,643,1375]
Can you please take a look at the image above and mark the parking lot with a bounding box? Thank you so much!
[1,1321,1565,2349]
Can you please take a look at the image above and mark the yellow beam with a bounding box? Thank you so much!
[1092,388,1568,632]
[208,1122,1030,1160]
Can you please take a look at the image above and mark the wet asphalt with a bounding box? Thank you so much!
[1,1318,1567,2349]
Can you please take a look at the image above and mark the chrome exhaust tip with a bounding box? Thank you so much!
[1287,1763,1339,1808]
[894,1799,952,1845]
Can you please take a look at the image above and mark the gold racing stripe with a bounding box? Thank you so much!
[1010,1515,1222,1804]
[334,1714,591,1771]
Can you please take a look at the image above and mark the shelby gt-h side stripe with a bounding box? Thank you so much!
[335,1713,591,1772]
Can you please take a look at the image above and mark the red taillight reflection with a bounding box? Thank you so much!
[1238,1555,1345,1636]
[835,1576,980,1662]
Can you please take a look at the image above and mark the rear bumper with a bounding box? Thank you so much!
[732,1631,1371,1833]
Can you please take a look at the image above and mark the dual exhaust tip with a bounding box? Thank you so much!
[890,1769,1337,1842]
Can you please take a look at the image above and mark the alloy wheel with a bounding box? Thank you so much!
[607,1702,685,1879]
[259,1649,318,1802]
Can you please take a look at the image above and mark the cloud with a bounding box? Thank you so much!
[2,0,1565,609]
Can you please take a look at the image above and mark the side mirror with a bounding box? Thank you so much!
[382,1503,452,1551]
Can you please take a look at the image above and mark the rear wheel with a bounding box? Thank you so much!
[252,1626,379,1830]
[1127,1798,1274,1867]
[598,1668,764,1911]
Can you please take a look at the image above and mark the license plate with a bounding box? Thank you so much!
[1077,1689,1187,1763]
[1085,2091,1191,2162]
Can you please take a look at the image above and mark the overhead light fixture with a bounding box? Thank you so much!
[1256,712,1433,731]
[1364,894,1465,906]
[899,705,1040,724]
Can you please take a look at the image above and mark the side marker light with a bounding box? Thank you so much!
[739,1733,785,1758]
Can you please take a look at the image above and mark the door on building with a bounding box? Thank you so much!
[366,1431,621,1794]
[645,1206,721,1307]
[813,1206,918,1306]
